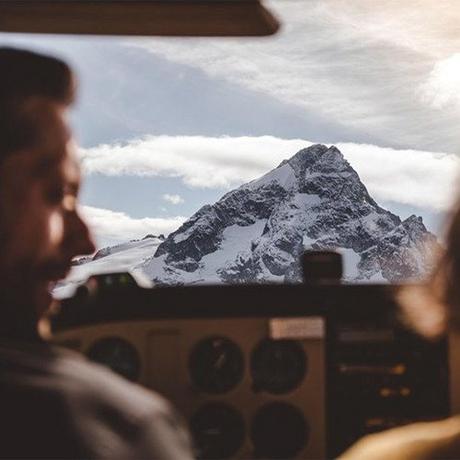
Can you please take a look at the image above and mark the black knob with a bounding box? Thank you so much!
[302,250,343,284]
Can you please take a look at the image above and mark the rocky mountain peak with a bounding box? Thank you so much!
[143,233,165,241]
[140,144,438,285]
[282,144,349,177]
[401,215,431,243]
[403,214,425,229]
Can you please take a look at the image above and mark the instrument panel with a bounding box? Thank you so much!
[55,317,326,459]
[52,281,450,458]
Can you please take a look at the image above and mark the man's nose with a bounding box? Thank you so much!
[63,211,96,257]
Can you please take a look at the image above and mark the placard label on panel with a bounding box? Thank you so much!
[270,316,325,340]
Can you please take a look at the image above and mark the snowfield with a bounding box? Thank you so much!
[54,237,162,299]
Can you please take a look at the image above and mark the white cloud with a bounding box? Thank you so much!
[337,143,460,211]
[79,135,310,188]
[80,205,186,245]
[79,135,460,212]
[420,53,460,109]
[125,0,460,153]
[162,194,184,205]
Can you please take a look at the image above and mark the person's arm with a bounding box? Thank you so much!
[339,417,460,460]
[130,406,195,460]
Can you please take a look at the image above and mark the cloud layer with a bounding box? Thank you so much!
[128,0,460,153]
[79,135,309,188]
[81,205,186,245]
[79,135,460,212]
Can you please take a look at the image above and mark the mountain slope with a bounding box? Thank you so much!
[142,144,438,285]
[54,236,163,298]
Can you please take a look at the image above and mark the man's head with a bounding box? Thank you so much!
[0,48,95,321]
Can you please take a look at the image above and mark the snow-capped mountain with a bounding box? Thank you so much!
[142,144,438,285]
[54,235,164,298]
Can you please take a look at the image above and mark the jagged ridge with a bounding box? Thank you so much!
[142,144,438,285]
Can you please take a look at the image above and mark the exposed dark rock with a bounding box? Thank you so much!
[143,144,438,284]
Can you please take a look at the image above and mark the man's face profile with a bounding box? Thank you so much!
[0,98,95,315]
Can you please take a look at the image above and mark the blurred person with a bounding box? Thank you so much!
[0,47,194,459]
[340,202,460,459]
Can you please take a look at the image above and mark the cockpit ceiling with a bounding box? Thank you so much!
[0,0,280,36]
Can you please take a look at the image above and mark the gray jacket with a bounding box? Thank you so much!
[0,340,195,459]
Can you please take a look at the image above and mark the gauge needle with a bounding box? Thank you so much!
[215,353,226,369]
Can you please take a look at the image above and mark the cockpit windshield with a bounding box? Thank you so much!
[2,0,458,294]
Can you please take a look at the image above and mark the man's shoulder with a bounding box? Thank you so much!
[51,347,194,458]
[67,351,168,412]
[0,343,171,418]
[0,340,194,459]
[0,340,170,418]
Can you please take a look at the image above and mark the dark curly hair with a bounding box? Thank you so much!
[0,47,74,158]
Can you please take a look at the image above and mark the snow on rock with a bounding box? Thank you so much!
[141,144,439,285]
[57,144,438,294]
[54,236,163,298]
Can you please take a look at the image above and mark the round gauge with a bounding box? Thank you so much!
[190,403,245,460]
[250,339,307,394]
[251,402,309,459]
[189,336,244,394]
[87,337,141,382]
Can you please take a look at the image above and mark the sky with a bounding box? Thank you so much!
[1,0,460,247]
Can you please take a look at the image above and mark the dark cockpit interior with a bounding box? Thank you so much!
[1,1,459,459]
[51,263,451,458]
